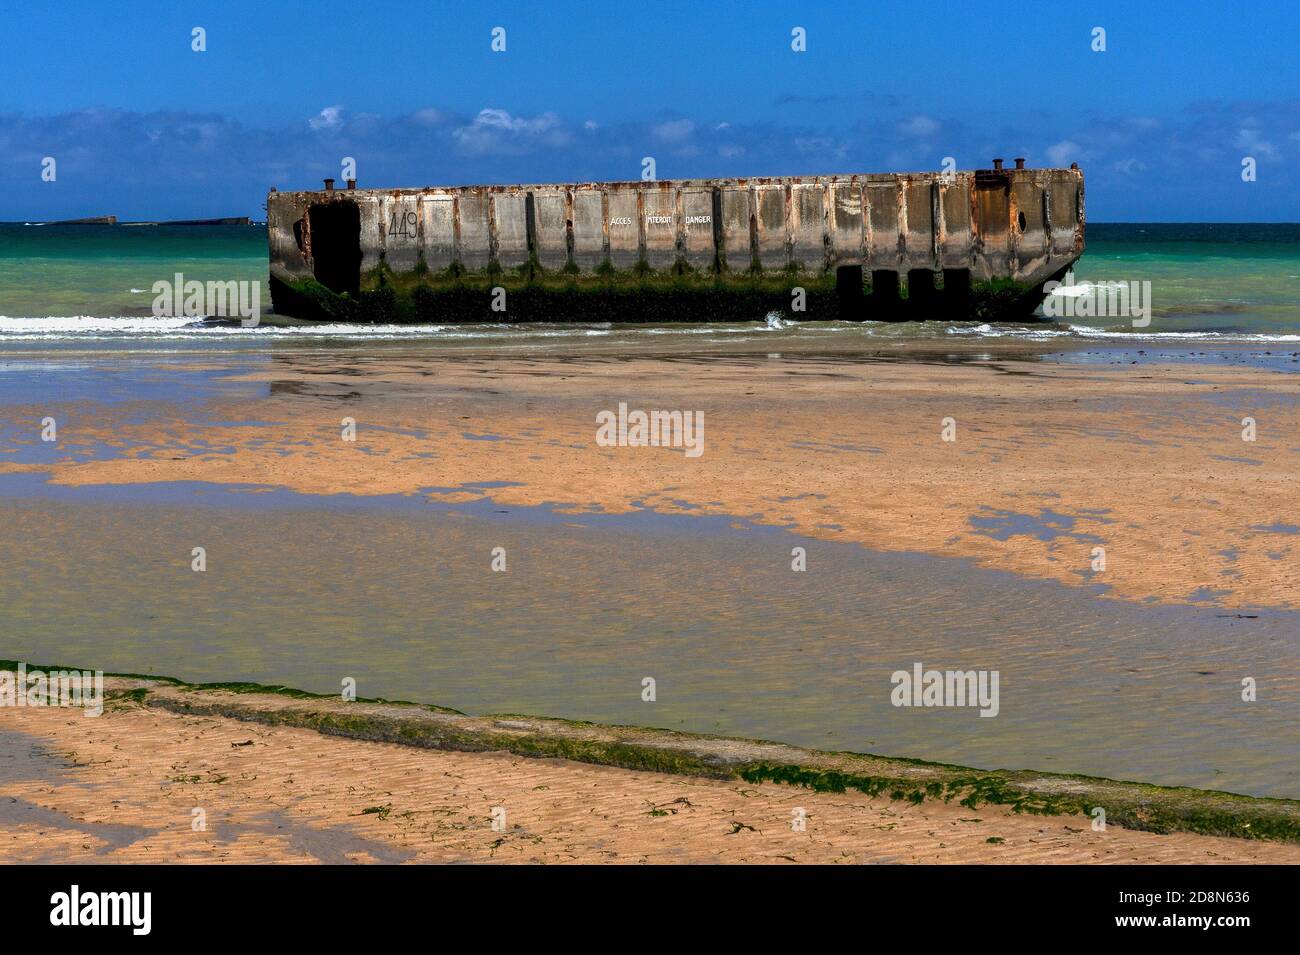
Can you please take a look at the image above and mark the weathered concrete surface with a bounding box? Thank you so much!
[267,166,1085,321]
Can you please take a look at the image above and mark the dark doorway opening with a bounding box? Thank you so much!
[942,268,971,306]
[868,270,901,319]
[907,269,938,315]
[835,264,864,320]
[308,202,362,295]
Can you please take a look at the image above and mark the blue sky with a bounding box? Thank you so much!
[2,0,1298,220]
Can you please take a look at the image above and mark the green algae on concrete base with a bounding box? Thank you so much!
[5,663,1287,843]
[269,265,1039,325]
[738,763,1300,842]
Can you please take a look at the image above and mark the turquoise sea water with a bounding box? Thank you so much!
[0,224,265,321]
[1078,223,1300,335]
[1,222,1298,347]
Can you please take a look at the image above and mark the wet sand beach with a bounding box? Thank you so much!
[2,690,1297,865]
[7,347,1300,610]
[2,343,1299,860]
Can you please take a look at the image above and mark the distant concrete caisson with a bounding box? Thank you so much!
[266,161,1085,323]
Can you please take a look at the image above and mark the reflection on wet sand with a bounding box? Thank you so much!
[1,479,1297,797]
[5,349,1300,609]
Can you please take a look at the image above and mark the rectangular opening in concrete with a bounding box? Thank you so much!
[943,268,971,304]
[308,202,362,296]
[907,269,937,314]
[869,270,901,319]
[835,264,864,320]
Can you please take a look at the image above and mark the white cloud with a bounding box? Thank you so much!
[410,108,449,126]
[466,108,559,134]
[652,119,695,143]
[1234,128,1279,160]
[451,108,569,154]
[308,105,344,131]
[794,136,848,160]
[1045,140,1082,165]
[898,115,939,138]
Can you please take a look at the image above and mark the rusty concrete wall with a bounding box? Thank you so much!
[268,167,1085,289]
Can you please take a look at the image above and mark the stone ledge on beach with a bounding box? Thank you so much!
[62,671,1294,844]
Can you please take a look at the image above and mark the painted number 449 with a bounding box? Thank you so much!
[388,211,416,238]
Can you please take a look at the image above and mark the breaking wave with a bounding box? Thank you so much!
[3,314,1300,347]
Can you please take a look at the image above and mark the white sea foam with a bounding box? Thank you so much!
[3,314,1300,346]
[0,315,199,334]
[941,322,1300,343]
[945,323,1072,338]
[0,315,620,342]
[1047,281,1128,298]
[1062,325,1300,342]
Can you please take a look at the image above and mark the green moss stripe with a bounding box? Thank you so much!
[6,661,1295,843]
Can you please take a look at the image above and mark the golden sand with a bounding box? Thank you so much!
[10,353,1300,609]
[2,699,1296,864]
